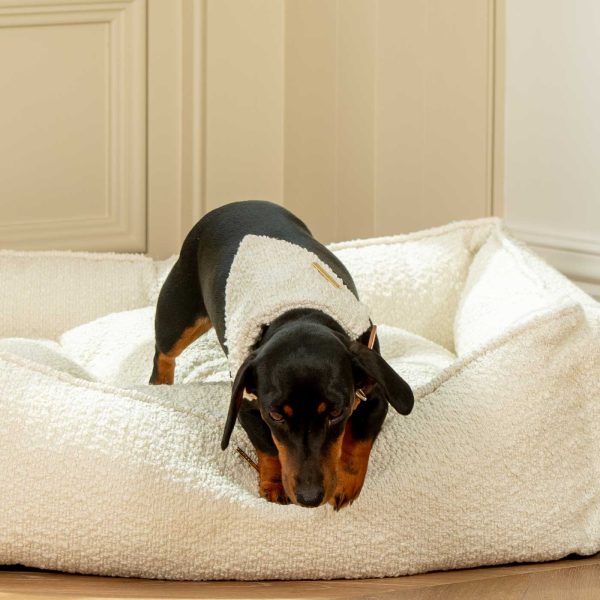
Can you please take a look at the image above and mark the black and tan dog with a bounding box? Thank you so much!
[150,200,413,509]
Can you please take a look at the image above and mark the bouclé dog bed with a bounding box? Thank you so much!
[1,217,599,580]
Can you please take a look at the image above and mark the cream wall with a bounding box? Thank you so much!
[0,0,499,258]
[504,0,600,296]
[284,0,498,244]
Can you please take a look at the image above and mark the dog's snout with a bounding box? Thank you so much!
[295,485,325,507]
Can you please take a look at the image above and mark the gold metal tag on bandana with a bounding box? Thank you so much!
[311,262,341,289]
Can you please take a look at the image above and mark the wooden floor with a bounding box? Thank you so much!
[1,555,600,600]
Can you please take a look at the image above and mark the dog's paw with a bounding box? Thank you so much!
[329,468,365,511]
[331,493,353,511]
[260,481,291,505]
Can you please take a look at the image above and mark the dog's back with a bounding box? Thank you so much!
[180,200,359,340]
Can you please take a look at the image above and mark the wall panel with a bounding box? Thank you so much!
[284,0,338,242]
[204,0,284,212]
[335,0,377,241]
[374,0,494,236]
[0,0,146,252]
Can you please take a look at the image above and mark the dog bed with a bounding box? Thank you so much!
[1,218,599,581]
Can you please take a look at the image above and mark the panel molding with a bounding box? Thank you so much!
[509,226,600,296]
[508,226,600,257]
[180,0,205,232]
[491,0,505,217]
[0,0,146,252]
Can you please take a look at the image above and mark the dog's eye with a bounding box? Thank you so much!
[269,411,284,423]
[328,408,344,424]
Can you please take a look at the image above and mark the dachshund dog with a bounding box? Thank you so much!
[150,200,413,509]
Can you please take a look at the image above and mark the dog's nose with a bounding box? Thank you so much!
[295,486,325,507]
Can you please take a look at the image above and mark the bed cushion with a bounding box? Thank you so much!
[0,250,156,340]
[1,218,599,581]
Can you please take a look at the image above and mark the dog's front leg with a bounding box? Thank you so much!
[331,394,388,511]
[255,451,290,505]
[238,401,290,505]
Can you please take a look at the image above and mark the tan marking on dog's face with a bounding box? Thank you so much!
[271,436,299,505]
[282,405,294,417]
[317,402,327,414]
[320,430,345,504]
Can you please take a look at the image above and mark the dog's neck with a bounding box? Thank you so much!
[252,308,351,350]
[252,308,376,354]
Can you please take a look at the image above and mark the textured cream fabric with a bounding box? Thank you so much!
[0,250,155,339]
[1,218,599,581]
[224,234,371,374]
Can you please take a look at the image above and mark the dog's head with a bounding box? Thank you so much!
[221,321,413,507]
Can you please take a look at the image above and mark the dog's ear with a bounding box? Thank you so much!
[221,353,257,450]
[349,341,414,415]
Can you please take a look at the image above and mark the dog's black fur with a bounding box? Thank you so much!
[150,200,413,509]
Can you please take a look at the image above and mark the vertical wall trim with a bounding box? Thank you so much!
[492,0,505,217]
[372,0,379,237]
[148,0,206,258]
[147,0,183,258]
[333,0,340,241]
[144,2,149,254]
[281,0,286,214]
[199,0,208,223]
[484,0,495,217]
[181,0,206,235]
